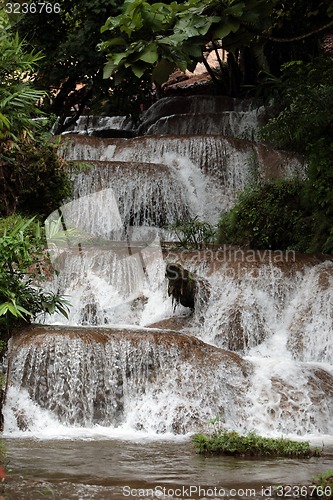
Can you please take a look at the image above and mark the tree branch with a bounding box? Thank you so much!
[201,50,219,84]
[257,20,333,44]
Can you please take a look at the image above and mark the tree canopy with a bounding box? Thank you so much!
[100,0,333,96]
[10,0,124,131]
[10,0,333,111]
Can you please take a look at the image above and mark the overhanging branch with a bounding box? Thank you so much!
[257,19,333,44]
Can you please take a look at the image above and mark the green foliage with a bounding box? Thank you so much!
[217,179,307,250]
[218,58,333,254]
[0,138,73,218]
[262,0,333,77]
[169,217,216,249]
[192,429,319,458]
[258,56,333,253]
[0,440,6,467]
[100,0,276,86]
[100,0,333,99]
[95,71,154,123]
[0,214,36,237]
[11,0,129,129]
[307,470,333,499]
[0,11,45,141]
[0,11,72,217]
[0,217,70,339]
[260,58,333,153]
[312,470,333,488]
[301,140,333,254]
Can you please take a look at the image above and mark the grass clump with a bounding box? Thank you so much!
[192,430,320,458]
[310,470,333,498]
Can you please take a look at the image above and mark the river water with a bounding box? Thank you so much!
[3,436,333,499]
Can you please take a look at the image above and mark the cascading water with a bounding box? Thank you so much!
[145,110,263,140]
[61,134,305,218]
[72,160,190,228]
[4,95,333,448]
[6,327,250,435]
[62,114,133,136]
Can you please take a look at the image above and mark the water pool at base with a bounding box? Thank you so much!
[2,437,333,499]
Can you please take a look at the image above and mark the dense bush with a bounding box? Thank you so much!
[0,10,73,218]
[217,179,309,251]
[0,137,72,218]
[260,58,333,154]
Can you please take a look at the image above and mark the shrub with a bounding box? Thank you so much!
[193,429,320,458]
[260,58,333,155]
[217,178,308,251]
[255,57,333,254]
[0,217,70,342]
[169,217,216,249]
[0,137,73,218]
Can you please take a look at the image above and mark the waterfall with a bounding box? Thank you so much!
[72,160,190,228]
[4,95,332,442]
[62,115,133,135]
[6,327,250,435]
[6,320,333,437]
[62,134,305,218]
[146,110,263,140]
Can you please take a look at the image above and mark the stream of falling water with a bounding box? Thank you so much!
[2,106,332,498]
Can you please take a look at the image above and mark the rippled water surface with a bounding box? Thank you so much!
[2,437,333,499]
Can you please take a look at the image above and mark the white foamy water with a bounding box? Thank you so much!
[6,256,333,442]
[4,104,332,446]
[62,115,133,136]
[6,329,249,437]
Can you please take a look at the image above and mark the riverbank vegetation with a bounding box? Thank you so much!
[0,11,72,218]
[0,217,70,344]
[0,11,71,347]
[192,429,320,458]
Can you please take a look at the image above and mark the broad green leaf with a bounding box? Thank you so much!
[213,20,240,39]
[113,52,128,65]
[103,59,117,79]
[184,43,202,58]
[101,38,127,49]
[16,304,33,316]
[131,64,147,78]
[0,112,10,130]
[139,44,159,64]
[0,303,10,316]
[152,59,175,84]
[223,2,246,18]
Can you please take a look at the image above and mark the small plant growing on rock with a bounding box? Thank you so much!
[169,217,216,249]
